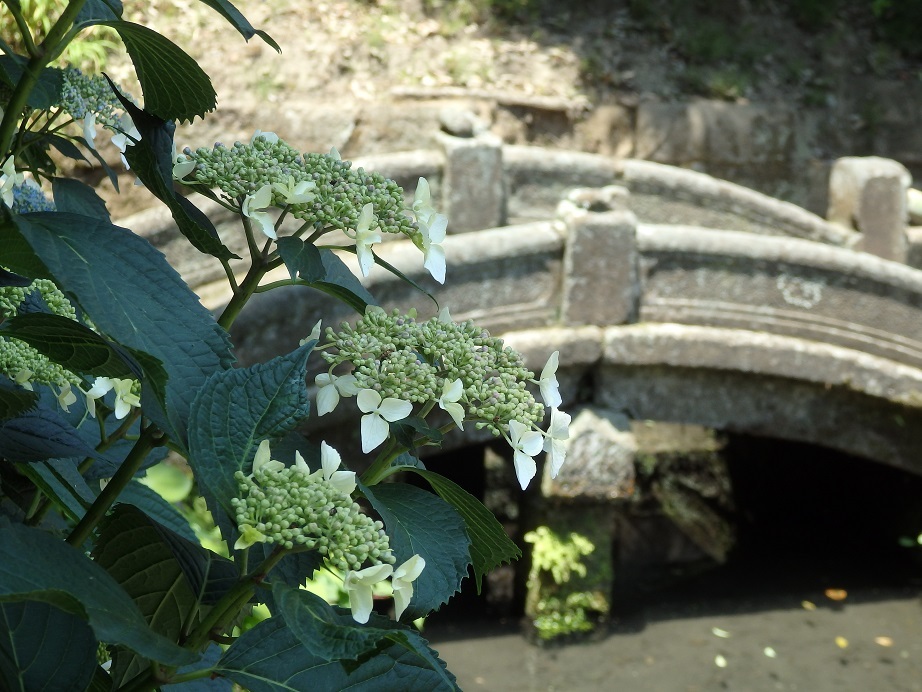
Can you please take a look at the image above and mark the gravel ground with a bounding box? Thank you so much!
[429,584,922,692]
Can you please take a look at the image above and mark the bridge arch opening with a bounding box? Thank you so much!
[414,434,922,628]
[614,432,922,620]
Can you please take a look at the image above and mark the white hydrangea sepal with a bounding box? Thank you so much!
[392,554,425,620]
[412,177,435,220]
[84,376,139,419]
[82,112,97,151]
[111,114,140,169]
[320,441,356,496]
[437,378,465,430]
[357,389,413,453]
[0,155,23,207]
[300,320,323,347]
[543,408,572,478]
[507,419,544,490]
[241,183,277,240]
[344,563,394,624]
[171,142,195,180]
[353,203,381,277]
[234,524,268,550]
[56,382,78,412]
[420,212,447,284]
[252,439,284,475]
[315,372,359,416]
[250,130,279,144]
[538,350,562,409]
[273,175,316,205]
[13,369,33,392]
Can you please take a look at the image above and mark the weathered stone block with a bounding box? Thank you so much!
[637,224,922,368]
[561,209,638,326]
[542,407,636,501]
[827,156,911,262]
[620,159,857,246]
[436,131,505,232]
[634,101,703,164]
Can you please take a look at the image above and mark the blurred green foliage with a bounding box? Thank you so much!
[1,0,119,71]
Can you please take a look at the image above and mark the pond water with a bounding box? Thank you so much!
[426,435,922,691]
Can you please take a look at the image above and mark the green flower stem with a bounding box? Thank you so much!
[220,256,239,291]
[240,211,261,262]
[183,545,287,651]
[217,260,267,330]
[23,488,43,522]
[253,277,300,293]
[3,2,39,58]
[28,408,145,527]
[0,0,89,156]
[65,423,160,547]
[361,439,402,486]
[362,419,461,486]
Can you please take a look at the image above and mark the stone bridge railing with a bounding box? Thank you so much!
[204,192,922,476]
[122,142,922,473]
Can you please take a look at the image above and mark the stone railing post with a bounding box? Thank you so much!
[436,130,505,233]
[558,191,639,326]
[827,156,911,262]
[524,407,636,642]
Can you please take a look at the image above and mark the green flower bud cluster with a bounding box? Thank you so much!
[10,181,56,214]
[182,135,416,237]
[320,308,545,436]
[231,465,395,572]
[0,276,80,389]
[59,67,125,130]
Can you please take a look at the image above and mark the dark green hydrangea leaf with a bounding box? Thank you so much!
[17,458,96,523]
[194,0,280,51]
[276,237,325,283]
[101,21,216,123]
[0,523,196,666]
[75,0,122,23]
[310,249,376,313]
[409,469,521,593]
[8,211,234,447]
[0,600,97,692]
[0,58,62,109]
[46,136,91,167]
[359,482,470,621]
[217,594,459,691]
[0,313,139,379]
[51,178,110,221]
[108,88,236,261]
[187,342,313,530]
[0,408,120,464]
[0,377,38,420]
[94,504,200,686]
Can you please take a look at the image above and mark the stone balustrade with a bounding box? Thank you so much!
[113,139,922,473]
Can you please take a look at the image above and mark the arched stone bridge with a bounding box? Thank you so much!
[129,138,922,476]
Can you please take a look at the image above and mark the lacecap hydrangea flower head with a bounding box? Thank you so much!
[314,306,571,490]
[231,440,424,623]
[176,133,449,283]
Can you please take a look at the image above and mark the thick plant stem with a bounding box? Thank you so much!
[183,546,287,651]
[119,548,287,692]
[0,0,89,155]
[217,260,267,330]
[65,424,159,547]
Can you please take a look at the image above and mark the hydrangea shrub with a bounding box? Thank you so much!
[0,1,571,689]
